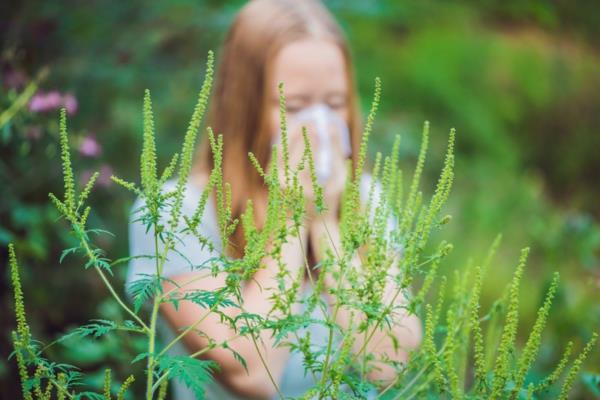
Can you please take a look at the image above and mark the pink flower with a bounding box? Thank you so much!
[29,91,62,113]
[28,91,78,115]
[62,93,78,115]
[79,135,102,158]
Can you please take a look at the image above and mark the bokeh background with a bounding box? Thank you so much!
[1,0,599,398]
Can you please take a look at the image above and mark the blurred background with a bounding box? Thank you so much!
[1,0,598,398]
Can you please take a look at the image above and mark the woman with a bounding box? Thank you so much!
[128,0,422,398]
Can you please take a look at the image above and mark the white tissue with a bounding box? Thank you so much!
[273,103,351,184]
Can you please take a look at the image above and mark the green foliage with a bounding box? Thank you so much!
[3,2,599,397]
[5,59,597,399]
[558,333,599,400]
[157,356,218,400]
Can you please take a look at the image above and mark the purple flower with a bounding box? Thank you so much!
[29,91,62,113]
[28,90,78,115]
[62,93,78,115]
[79,135,102,158]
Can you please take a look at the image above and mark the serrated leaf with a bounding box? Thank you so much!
[223,342,248,373]
[86,228,116,237]
[60,246,79,263]
[180,288,236,310]
[127,274,162,313]
[158,355,219,400]
[56,319,117,344]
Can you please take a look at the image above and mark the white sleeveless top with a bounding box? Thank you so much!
[127,175,388,399]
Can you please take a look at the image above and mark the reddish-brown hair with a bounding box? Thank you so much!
[193,0,362,258]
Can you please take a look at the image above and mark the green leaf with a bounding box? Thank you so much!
[60,246,80,263]
[158,355,219,400]
[127,274,162,313]
[222,342,247,373]
[86,228,116,237]
[131,352,150,364]
[56,320,117,343]
[180,288,236,309]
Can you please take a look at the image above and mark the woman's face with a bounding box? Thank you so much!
[269,38,349,140]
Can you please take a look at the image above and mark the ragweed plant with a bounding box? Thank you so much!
[6,52,597,399]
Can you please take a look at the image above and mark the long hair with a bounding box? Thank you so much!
[193,0,362,258]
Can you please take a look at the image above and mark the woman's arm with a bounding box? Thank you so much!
[159,224,308,399]
[309,214,422,385]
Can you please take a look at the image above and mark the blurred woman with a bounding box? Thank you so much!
[128,0,421,398]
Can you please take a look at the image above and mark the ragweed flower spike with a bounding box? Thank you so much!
[512,272,560,397]
[9,244,30,343]
[536,341,573,392]
[169,50,214,230]
[103,368,112,400]
[59,108,76,213]
[470,265,486,388]
[78,171,99,213]
[354,77,381,181]
[558,332,598,400]
[399,120,429,235]
[490,247,530,399]
[141,89,158,196]
[384,134,402,207]
[278,82,291,187]
[11,331,32,400]
[9,244,33,400]
[116,375,135,400]
[302,127,325,213]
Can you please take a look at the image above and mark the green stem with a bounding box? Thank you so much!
[145,230,163,400]
[0,72,43,129]
[157,305,216,358]
[94,261,149,331]
[317,216,347,397]
[242,313,285,400]
[73,222,149,331]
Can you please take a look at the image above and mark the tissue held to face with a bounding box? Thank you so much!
[269,38,351,189]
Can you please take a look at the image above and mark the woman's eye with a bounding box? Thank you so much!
[327,96,347,110]
[286,105,303,114]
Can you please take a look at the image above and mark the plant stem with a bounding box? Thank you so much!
[160,271,213,299]
[157,306,215,358]
[75,224,149,331]
[316,215,347,396]
[242,313,285,399]
[145,229,164,400]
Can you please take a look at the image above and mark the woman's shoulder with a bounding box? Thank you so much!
[129,172,212,221]
[127,171,220,253]
[126,172,220,287]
